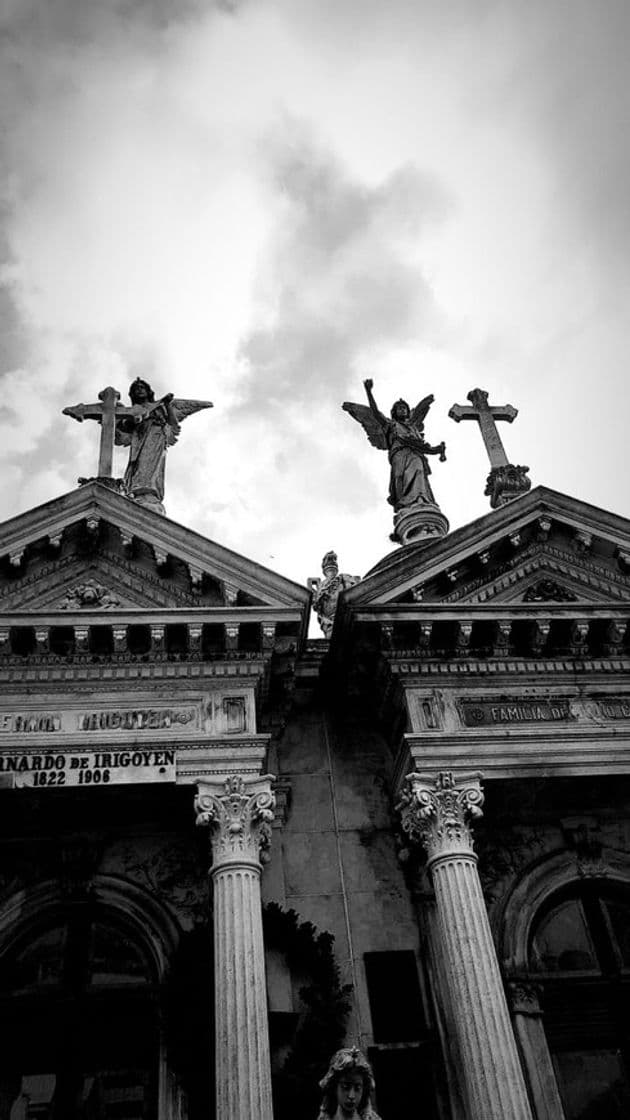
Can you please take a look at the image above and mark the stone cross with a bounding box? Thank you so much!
[448,388,531,508]
[448,388,517,469]
[62,386,137,478]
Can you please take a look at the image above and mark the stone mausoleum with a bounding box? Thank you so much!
[0,379,628,1120]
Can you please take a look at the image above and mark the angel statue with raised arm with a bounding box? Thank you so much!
[343,380,448,545]
[343,379,446,509]
[115,378,212,513]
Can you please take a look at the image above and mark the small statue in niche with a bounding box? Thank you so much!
[317,1048,382,1120]
[308,552,360,638]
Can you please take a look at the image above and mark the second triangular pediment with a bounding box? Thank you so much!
[343,487,630,610]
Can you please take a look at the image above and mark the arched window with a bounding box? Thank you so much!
[529,883,630,1119]
[0,904,159,1119]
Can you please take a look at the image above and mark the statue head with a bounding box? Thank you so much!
[129,378,155,404]
[322,550,339,578]
[390,399,410,422]
[318,1048,376,1117]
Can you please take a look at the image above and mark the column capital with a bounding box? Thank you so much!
[195,773,276,871]
[398,770,484,864]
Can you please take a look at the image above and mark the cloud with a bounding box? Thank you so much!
[0,0,627,583]
[237,124,451,412]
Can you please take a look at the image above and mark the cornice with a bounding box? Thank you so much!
[343,486,630,607]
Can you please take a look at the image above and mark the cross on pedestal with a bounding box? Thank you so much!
[448,388,517,469]
[448,388,531,508]
[63,386,138,479]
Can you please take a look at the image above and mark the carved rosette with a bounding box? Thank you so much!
[398,771,484,864]
[195,774,275,871]
[507,979,543,1018]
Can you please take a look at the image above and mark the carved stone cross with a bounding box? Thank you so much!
[448,388,531,508]
[63,386,137,479]
[448,388,517,469]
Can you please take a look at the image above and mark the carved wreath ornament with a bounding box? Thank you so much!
[398,771,484,862]
[194,775,275,865]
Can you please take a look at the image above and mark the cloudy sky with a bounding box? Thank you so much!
[0,0,628,594]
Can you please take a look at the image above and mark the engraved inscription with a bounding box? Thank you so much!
[78,708,195,732]
[0,713,62,733]
[462,700,572,727]
[593,699,630,720]
[0,749,176,789]
[0,707,197,735]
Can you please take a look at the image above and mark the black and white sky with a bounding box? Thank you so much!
[0,0,628,585]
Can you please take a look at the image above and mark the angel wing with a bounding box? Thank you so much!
[409,394,434,427]
[342,401,388,451]
[171,398,213,423]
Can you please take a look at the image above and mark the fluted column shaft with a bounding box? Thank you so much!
[195,774,275,1120]
[508,980,566,1120]
[399,772,533,1120]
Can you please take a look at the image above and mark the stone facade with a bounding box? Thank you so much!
[0,480,628,1118]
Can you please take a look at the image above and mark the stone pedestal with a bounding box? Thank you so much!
[391,502,449,546]
[195,774,276,1120]
[399,772,533,1120]
[485,464,531,508]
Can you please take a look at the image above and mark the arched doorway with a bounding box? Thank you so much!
[529,882,630,1119]
[0,886,173,1119]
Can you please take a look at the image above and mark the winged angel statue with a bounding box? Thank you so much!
[343,379,446,510]
[115,377,212,507]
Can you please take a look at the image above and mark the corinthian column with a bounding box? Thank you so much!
[399,772,533,1120]
[195,774,276,1120]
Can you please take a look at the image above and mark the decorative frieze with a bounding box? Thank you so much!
[60,580,120,610]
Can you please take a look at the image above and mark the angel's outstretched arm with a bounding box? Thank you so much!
[423,440,447,461]
[363,379,387,428]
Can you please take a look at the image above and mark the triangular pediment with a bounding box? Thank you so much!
[0,482,311,615]
[343,487,630,610]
